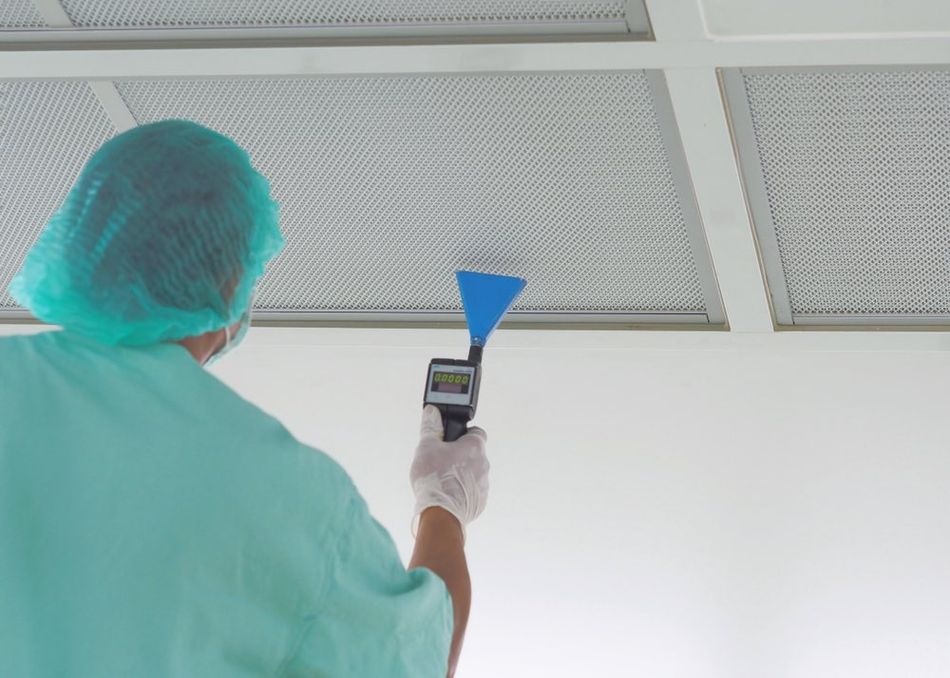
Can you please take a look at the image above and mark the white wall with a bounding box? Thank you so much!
[202,327,949,678]
[4,323,949,675]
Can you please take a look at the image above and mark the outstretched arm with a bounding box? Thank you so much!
[408,406,490,678]
[409,507,470,678]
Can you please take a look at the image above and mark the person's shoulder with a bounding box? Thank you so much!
[195,372,357,502]
[0,331,59,375]
[0,330,54,352]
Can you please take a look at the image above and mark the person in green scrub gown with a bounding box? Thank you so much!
[0,120,490,677]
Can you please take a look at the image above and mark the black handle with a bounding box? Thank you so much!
[443,415,469,442]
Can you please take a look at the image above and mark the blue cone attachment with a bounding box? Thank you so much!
[456,270,527,346]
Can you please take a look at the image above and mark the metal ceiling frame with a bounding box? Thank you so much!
[24,0,139,131]
[251,311,711,327]
[3,35,950,82]
[2,0,950,332]
[719,67,793,326]
[645,68,725,326]
[30,0,70,27]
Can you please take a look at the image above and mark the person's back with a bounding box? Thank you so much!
[0,120,489,677]
[0,330,453,675]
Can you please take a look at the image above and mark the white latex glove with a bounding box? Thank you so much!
[410,405,490,538]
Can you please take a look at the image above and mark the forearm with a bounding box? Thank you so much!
[409,507,470,678]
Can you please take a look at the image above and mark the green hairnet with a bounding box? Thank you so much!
[9,119,284,346]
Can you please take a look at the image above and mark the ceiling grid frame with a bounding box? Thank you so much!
[1,2,950,332]
[27,0,140,132]
[643,0,772,332]
[4,34,950,81]
[720,67,793,325]
[29,0,71,27]
[622,0,651,37]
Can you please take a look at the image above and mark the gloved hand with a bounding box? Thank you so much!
[410,405,490,538]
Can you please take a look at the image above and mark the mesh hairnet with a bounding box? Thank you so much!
[8,119,284,346]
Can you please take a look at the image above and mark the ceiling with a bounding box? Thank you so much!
[1,0,949,330]
[1,0,649,38]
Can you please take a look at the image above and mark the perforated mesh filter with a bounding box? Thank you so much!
[0,0,46,28]
[737,68,950,321]
[117,73,711,317]
[0,82,115,309]
[58,0,625,28]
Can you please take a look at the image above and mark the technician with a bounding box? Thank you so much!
[0,120,489,677]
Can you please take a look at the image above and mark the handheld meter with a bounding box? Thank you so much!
[424,346,483,442]
[422,271,525,442]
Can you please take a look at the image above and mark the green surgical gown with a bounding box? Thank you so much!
[0,330,452,676]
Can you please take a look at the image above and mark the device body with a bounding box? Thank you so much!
[423,357,481,441]
[421,270,524,442]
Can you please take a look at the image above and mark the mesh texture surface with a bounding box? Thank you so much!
[0,81,115,309]
[117,72,708,315]
[742,69,950,317]
[58,0,625,28]
[0,0,46,28]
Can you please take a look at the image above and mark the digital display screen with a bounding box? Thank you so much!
[431,371,471,394]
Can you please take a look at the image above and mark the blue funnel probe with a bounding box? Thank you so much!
[421,270,526,441]
[456,270,527,361]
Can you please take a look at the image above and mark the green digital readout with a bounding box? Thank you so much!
[431,371,471,395]
[433,373,470,385]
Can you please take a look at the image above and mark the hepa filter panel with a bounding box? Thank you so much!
[0,81,116,312]
[725,67,950,327]
[115,71,723,325]
[57,0,626,28]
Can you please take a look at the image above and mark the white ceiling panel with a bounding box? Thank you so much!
[702,0,950,37]
[0,80,116,311]
[724,67,950,326]
[112,72,722,324]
